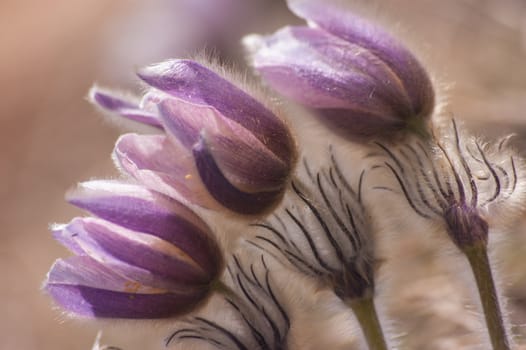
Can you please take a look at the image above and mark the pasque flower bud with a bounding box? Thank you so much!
[245,0,434,141]
[44,181,223,318]
[91,59,296,215]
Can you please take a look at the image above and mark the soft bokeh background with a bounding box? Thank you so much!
[1,0,526,349]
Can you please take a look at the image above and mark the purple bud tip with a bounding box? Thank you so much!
[89,86,164,129]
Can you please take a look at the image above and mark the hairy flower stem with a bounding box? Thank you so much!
[346,297,389,350]
[463,243,510,350]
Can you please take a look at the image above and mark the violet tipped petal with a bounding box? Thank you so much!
[204,132,289,192]
[192,135,283,214]
[90,87,163,129]
[113,133,215,207]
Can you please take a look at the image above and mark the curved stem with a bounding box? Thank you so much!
[346,297,389,350]
[463,243,510,350]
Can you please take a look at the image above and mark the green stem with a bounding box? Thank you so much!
[463,243,510,350]
[346,297,389,350]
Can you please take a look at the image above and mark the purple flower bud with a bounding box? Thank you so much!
[245,0,434,140]
[90,60,296,215]
[44,183,223,319]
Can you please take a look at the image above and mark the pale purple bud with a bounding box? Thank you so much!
[246,0,434,140]
[137,59,297,214]
[44,185,223,319]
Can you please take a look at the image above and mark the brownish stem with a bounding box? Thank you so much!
[463,243,510,350]
[346,297,389,350]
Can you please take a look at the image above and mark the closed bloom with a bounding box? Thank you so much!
[91,59,296,215]
[245,0,434,141]
[44,181,223,319]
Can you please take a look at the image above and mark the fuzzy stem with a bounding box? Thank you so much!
[346,297,389,350]
[463,243,510,350]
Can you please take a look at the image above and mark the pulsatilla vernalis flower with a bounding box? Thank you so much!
[245,0,434,141]
[167,254,290,350]
[378,120,524,249]
[44,181,223,318]
[91,59,296,215]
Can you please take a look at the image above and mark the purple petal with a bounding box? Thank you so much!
[205,132,289,192]
[67,181,222,276]
[315,108,406,139]
[157,97,234,149]
[287,0,434,117]
[45,257,207,319]
[159,98,289,192]
[89,87,163,129]
[137,59,295,165]
[113,133,216,208]
[250,26,412,118]
[55,218,213,290]
[193,135,283,215]
[51,223,84,255]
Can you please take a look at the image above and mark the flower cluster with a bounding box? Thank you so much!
[44,0,525,349]
[45,60,296,318]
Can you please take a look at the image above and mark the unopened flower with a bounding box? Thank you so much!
[377,120,524,249]
[166,254,290,350]
[251,150,375,301]
[44,181,223,319]
[91,59,296,215]
[245,0,434,141]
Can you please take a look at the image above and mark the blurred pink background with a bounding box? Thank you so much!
[1,0,526,349]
